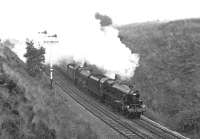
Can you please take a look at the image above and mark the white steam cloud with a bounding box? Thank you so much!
[1,0,200,80]
[10,13,139,79]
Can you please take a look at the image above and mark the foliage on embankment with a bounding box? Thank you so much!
[0,43,98,139]
[118,18,200,139]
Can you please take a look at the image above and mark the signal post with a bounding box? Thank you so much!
[38,31,58,89]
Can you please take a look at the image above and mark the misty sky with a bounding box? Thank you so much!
[0,0,199,39]
[0,0,199,78]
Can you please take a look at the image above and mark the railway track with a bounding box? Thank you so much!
[50,68,189,139]
[53,70,160,139]
[140,116,189,139]
[56,82,141,139]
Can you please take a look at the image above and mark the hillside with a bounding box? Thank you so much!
[118,18,200,139]
[0,43,100,139]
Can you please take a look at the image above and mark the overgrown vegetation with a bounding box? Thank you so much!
[0,44,98,139]
[24,39,45,77]
[118,18,200,139]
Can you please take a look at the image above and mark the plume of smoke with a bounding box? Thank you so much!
[10,12,139,79]
[55,13,139,79]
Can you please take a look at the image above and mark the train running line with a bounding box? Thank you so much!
[53,70,157,139]
[51,68,189,139]
[56,83,141,139]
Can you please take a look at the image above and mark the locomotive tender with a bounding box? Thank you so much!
[66,63,145,118]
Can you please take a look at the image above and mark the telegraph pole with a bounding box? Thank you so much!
[38,31,58,89]
[45,34,58,89]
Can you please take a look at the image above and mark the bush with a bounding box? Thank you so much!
[174,109,200,133]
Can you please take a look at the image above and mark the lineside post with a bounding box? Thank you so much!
[50,67,53,89]
[44,35,58,89]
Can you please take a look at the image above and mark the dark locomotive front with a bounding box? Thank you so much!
[123,91,146,117]
[101,80,145,118]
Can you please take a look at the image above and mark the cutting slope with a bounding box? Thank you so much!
[0,43,99,139]
[118,18,200,139]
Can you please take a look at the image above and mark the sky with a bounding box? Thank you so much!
[0,0,199,39]
[0,0,199,78]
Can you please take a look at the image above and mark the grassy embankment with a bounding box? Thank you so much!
[118,18,200,139]
[0,44,98,139]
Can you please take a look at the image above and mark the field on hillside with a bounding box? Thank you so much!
[118,18,200,139]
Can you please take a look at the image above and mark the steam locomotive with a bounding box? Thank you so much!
[65,63,145,118]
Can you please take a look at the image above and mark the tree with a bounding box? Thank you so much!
[24,39,45,77]
[95,12,112,27]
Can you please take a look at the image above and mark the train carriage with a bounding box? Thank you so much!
[75,67,91,87]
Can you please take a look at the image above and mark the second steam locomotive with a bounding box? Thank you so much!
[64,63,145,118]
